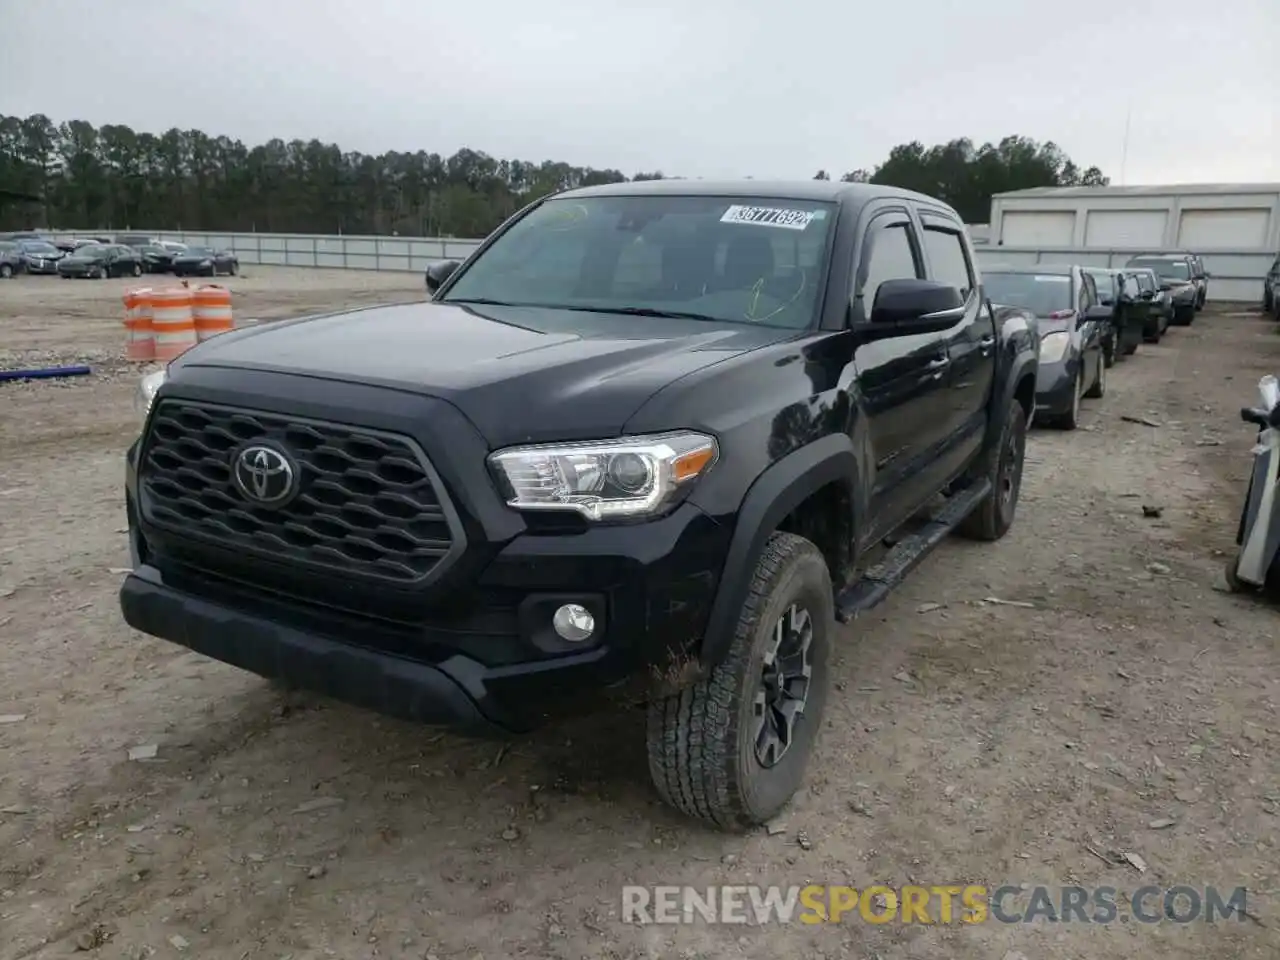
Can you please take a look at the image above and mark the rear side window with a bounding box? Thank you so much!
[921,227,973,299]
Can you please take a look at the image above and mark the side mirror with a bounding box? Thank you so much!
[869,278,964,326]
[425,259,460,294]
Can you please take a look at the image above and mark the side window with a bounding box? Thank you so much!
[921,226,974,299]
[857,219,921,316]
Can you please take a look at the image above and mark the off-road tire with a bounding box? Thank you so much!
[646,531,832,830]
[958,394,1028,542]
[1085,354,1106,398]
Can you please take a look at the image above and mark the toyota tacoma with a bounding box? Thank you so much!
[121,180,1038,830]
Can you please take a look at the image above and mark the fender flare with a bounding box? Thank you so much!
[699,433,859,668]
[982,350,1037,453]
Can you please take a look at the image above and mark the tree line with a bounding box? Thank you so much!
[0,113,1108,237]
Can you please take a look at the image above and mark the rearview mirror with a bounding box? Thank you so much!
[869,278,964,326]
[425,259,461,294]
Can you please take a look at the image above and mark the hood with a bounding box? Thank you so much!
[170,300,795,446]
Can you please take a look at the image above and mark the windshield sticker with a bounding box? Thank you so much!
[720,205,816,230]
[1033,275,1071,283]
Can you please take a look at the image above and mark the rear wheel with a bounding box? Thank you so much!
[131,262,142,277]
[647,531,832,830]
[95,266,107,280]
[958,394,1028,542]
[0,263,11,279]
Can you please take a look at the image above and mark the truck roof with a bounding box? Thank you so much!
[556,178,957,211]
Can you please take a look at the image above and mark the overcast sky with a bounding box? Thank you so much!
[1,0,1276,185]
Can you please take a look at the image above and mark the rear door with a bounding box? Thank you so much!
[917,210,992,469]
[849,207,955,542]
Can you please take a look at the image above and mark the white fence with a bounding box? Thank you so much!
[973,246,1269,303]
[47,230,485,273]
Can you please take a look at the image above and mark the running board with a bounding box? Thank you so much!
[834,479,992,623]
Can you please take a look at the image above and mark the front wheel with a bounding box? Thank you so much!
[1085,352,1106,398]
[1053,366,1083,430]
[0,263,12,279]
[647,531,832,830]
[131,262,142,277]
[958,394,1028,541]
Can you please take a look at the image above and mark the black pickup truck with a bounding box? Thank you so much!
[120,181,1038,830]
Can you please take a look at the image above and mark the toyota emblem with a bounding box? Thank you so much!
[232,443,298,506]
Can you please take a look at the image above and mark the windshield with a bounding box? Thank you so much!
[78,246,109,259]
[20,241,57,254]
[1129,259,1189,281]
[983,272,1073,315]
[440,195,837,329]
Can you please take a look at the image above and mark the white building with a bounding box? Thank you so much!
[976,183,1280,302]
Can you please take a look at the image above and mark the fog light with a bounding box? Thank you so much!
[552,603,595,642]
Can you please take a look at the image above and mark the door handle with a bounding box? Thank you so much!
[978,335,995,348]
[926,355,951,369]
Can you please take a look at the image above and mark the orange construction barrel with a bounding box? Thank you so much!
[151,287,197,361]
[192,284,234,341]
[123,287,155,361]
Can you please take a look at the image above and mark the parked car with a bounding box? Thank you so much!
[15,238,65,275]
[1082,267,1142,365]
[983,264,1106,429]
[0,240,27,278]
[1125,255,1199,325]
[115,234,163,250]
[171,245,238,277]
[160,240,188,256]
[1125,268,1171,341]
[135,242,178,274]
[120,179,1040,830]
[57,243,145,278]
[1264,254,1280,318]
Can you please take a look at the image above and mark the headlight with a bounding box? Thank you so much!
[135,368,167,419]
[1039,331,1071,364]
[488,431,718,521]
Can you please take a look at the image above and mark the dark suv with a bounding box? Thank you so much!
[120,181,1038,830]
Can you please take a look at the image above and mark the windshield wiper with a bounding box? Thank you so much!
[560,305,726,323]
[444,297,527,307]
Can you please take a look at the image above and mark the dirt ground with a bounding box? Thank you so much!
[1,269,1277,960]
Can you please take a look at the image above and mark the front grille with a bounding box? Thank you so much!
[140,400,461,585]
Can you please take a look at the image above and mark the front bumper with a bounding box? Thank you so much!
[119,386,731,733]
[24,260,59,274]
[1034,357,1079,415]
